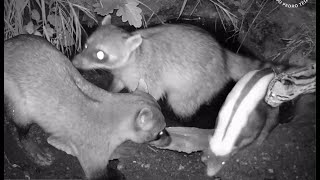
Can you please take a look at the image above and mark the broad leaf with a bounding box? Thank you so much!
[93,0,126,16]
[24,21,34,34]
[238,9,246,16]
[34,30,42,36]
[31,9,40,22]
[47,14,62,29]
[45,25,55,38]
[116,0,142,28]
[241,0,249,5]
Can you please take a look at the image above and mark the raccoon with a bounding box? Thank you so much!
[4,35,170,179]
[72,15,290,119]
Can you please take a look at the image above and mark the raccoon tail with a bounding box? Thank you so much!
[225,50,297,81]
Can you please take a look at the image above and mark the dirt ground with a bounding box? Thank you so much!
[4,1,316,180]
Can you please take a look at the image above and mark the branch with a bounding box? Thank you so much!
[265,64,316,107]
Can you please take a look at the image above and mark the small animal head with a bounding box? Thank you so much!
[123,80,170,147]
[129,106,168,144]
[201,146,230,177]
[47,78,170,179]
[72,15,143,70]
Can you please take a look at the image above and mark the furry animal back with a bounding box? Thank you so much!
[73,15,288,119]
[4,35,170,179]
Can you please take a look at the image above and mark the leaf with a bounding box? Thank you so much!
[24,21,34,34]
[47,14,62,29]
[45,25,55,38]
[31,9,40,22]
[33,30,42,36]
[233,1,241,6]
[15,0,27,12]
[241,0,249,5]
[238,8,246,16]
[116,0,142,28]
[93,0,126,16]
[58,32,75,47]
[12,164,20,168]
[82,14,96,28]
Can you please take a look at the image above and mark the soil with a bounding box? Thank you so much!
[4,1,316,180]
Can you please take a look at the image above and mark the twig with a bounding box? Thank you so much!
[177,0,188,20]
[189,0,201,16]
[4,152,21,169]
[212,3,226,31]
[147,145,158,153]
[236,0,267,53]
[254,4,279,29]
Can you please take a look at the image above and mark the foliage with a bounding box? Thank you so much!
[6,0,295,58]
[4,0,246,56]
[93,0,142,28]
[4,0,97,57]
[92,0,241,29]
[271,24,315,63]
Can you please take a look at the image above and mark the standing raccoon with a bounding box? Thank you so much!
[72,15,287,119]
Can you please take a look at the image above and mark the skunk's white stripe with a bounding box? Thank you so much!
[210,69,274,156]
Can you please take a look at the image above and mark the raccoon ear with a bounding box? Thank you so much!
[136,108,154,131]
[126,34,142,52]
[101,15,112,25]
[135,78,149,93]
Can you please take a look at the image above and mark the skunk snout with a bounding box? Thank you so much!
[201,147,229,177]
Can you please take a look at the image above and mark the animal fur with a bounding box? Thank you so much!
[4,35,170,179]
[72,15,290,120]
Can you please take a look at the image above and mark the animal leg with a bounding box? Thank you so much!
[15,122,54,166]
[255,107,280,145]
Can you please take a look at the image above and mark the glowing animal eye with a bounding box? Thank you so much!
[159,131,164,136]
[222,161,225,165]
[96,51,105,60]
[154,130,164,141]
[84,44,88,49]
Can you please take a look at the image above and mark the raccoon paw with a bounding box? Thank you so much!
[21,140,55,166]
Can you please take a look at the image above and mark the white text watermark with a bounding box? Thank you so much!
[275,0,308,8]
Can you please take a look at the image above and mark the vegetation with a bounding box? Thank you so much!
[4,0,96,57]
[4,0,315,62]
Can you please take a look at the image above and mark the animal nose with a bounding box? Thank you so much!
[149,129,172,147]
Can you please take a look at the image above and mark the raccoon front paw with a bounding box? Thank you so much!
[21,140,55,166]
